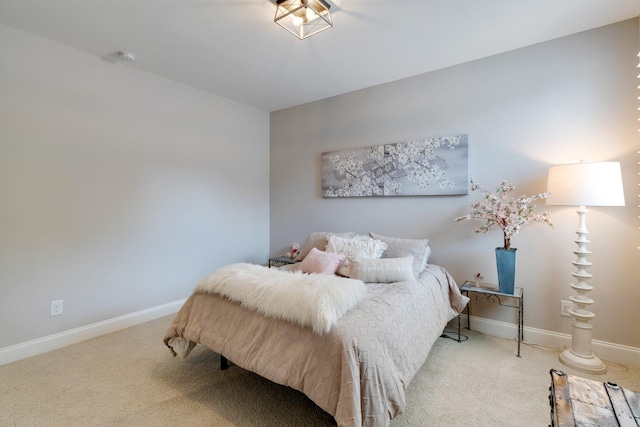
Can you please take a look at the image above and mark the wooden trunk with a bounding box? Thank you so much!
[549,369,640,426]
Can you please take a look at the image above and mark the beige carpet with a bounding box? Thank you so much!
[1,315,638,427]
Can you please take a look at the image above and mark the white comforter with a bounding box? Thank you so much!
[165,264,468,427]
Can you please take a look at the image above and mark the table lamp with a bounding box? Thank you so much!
[546,161,625,374]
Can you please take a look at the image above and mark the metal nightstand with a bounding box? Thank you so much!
[461,281,524,357]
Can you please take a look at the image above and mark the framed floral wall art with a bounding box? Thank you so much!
[321,135,468,198]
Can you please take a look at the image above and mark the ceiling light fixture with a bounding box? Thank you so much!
[274,0,332,40]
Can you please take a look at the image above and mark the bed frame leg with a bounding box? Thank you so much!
[220,355,229,370]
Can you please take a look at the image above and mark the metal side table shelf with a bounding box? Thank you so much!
[268,256,296,268]
[460,281,524,357]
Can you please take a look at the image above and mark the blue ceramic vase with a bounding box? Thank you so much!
[495,248,517,295]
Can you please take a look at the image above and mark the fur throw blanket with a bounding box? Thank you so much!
[194,263,367,334]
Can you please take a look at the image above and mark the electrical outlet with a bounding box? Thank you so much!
[50,300,63,316]
[560,300,572,317]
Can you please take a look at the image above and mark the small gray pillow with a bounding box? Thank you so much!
[368,233,431,278]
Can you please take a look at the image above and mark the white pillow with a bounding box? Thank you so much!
[295,232,356,261]
[350,256,415,283]
[369,233,431,278]
[326,235,387,277]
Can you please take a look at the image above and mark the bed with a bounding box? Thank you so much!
[164,233,469,427]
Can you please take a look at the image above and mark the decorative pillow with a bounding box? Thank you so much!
[368,233,431,278]
[295,232,356,262]
[326,234,387,277]
[299,247,346,274]
[350,256,415,283]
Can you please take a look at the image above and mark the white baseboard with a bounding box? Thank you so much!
[0,299,186,367]
[3,305,638,369]
[451,315,640,369]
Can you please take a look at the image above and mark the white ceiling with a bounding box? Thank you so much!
[1,0,639,112]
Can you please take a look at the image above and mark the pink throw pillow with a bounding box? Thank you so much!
[299,247,346,274]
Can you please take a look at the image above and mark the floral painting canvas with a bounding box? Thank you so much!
[321,135,468,198]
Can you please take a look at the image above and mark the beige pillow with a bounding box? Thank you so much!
[368,233,431,278]
[326,234,387,277]
[295,232,356,261]
[350,256,415,283]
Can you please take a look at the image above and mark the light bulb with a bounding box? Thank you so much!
[305,8,317,20]
[292,15,304,26]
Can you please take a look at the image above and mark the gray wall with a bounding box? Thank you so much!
[271,19,639,348]
[0,24,270,348]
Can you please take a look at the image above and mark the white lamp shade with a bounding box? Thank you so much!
[546,162,625,207]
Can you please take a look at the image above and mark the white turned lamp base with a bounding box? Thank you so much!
[560,205,607,375]
[560,348,606,374]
